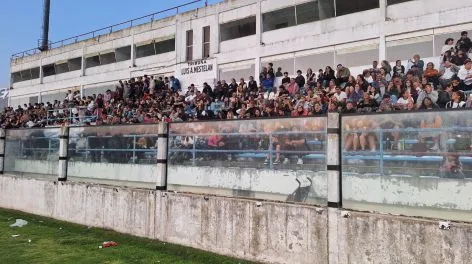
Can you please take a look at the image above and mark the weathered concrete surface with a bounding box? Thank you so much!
[333,210,472,264]
[0,174,327,264]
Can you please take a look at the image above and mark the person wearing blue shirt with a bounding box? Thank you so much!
[170,76,181,93]
[262,74,274,92]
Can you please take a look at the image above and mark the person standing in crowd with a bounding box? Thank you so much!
[456,31,472,54]
[407,54,425,75]
[281,72,290,86]
[295,70,305,88]
[335,64,350,87]
[441,38,456,59]
[392,60,405,78]
[275,67,283,77]
[170,76,181,93]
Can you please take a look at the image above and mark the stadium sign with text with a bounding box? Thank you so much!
[180,59,214,75]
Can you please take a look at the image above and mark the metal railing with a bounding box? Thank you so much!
[11,0,203,60]
[45,107,97,126]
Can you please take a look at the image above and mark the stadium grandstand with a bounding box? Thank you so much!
[1,2,472,262]
[4,0,472,129]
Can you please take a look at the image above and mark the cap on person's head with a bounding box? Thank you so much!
[284,72,288,75]
[297,70,302,74]
[465,58,472,64]
[337,64,343,68]
[461,31,468,36]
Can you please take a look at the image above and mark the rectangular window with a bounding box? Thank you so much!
[155,38,175,54]
[99,52,116,65]
[136,42,156,58]
[11,72,22,83]
[220,16,257,41]
[186,30,193,61]
[263,7,296,32]
[30,67,40,79]
[115,46,131,62]
[335,0,379,17]
[42,64,56,77]
[262,1,335,32]
[55,62,69,74]
[202,26,210,58]
[68,57,82,71]
[387,0,414,5]
[20,69,32,81]
[85,55,101,68]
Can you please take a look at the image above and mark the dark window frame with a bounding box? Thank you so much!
[220,16,257,41]
[186,30,193,61]
[202,26,210,58]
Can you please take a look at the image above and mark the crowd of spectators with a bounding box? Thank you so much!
[2,31,472,129]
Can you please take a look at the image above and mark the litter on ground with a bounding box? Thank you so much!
[9,219,28,227]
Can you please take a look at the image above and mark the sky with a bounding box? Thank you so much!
[0,0,224,88]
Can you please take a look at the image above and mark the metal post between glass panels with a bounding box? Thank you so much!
[0,129,5,174]
[58,126,69,181]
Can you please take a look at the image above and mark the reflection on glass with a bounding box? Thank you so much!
[68,125,158,165]
[4,128,60,176]
[67,124,159,184]
[169,117,326,170]
[342,110,472,221]
[168,117,327,204]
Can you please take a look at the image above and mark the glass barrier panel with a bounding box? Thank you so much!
[67,124,158,187]
[341,110,472,222]
[4,128,60,177]
[167,117,328,205]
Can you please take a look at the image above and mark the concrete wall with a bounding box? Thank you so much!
[0,174,328,264]
[1,174,471,264]
[332,211,472,264]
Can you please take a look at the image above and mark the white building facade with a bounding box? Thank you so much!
[8,0,472,106]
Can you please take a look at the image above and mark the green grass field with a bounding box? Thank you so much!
[0,208,254,264]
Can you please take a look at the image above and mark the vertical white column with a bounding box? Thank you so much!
[379,0,387,61]
[256,0,262,43]
[58,126,69,181]
[131,29,136,68]
[80,84,84,98]
[39,55,44,85]
[0,129,5,174]
[255,0,262,80]
[81,47,86,77]
[156,122,168,190]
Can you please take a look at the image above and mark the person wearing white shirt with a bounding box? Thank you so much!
[185,91,196,104]
[334,87,347,102]
[457,59,472,91]
[445,91,466,108]
[396,90,413,109]
[439,60,460,87]
[441,38,455,58]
